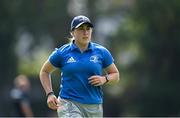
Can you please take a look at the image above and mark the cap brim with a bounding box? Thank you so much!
[75,22,93,29]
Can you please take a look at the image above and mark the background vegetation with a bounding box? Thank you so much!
[0,0,180,116]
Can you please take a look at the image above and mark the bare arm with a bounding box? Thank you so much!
[104,63,120,85]
[39,60,55,95]
[88,63,120,86]
[39,60,60,110]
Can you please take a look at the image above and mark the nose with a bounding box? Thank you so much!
[83,29,89,34]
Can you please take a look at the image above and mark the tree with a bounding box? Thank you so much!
[112,0,180,116]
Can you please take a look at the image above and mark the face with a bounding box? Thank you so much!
[72,24,93,46]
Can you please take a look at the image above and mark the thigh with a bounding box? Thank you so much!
[83,104,103,117]
[57,98,83,118]
[71,101,103,118]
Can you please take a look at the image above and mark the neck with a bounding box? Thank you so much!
[74,41,89,52]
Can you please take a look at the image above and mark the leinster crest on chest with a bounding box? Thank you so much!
[90,55,99,63]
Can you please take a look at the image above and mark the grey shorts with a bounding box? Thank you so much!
[57,97,103,118]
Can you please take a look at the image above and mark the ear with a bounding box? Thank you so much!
[70,32,74,37]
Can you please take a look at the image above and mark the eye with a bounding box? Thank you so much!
[86,26,91,30]
[77,26,84,30]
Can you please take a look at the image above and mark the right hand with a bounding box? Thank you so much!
[47,94,60,110]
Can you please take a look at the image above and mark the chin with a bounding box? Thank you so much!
[82,38,89,41]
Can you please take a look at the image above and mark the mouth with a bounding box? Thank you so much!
[83,37,88,39]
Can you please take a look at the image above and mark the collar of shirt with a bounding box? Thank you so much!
[70,40,94,52]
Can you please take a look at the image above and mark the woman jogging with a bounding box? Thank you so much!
[39,15,120,117]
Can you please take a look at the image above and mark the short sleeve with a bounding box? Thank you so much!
[102,48,114,68]
[48,48,62,68]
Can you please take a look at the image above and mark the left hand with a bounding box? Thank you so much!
[47,94,60,110]
[88,75,106,86]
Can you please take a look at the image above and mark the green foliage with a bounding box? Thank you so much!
[111,0,180,116]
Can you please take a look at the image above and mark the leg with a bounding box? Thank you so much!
[57,98,83,118]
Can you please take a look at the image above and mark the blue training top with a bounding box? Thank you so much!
[48,41,114,104]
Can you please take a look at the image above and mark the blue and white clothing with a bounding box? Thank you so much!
[48,41,114,104]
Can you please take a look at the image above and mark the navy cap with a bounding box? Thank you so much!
[71,15,93,31]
